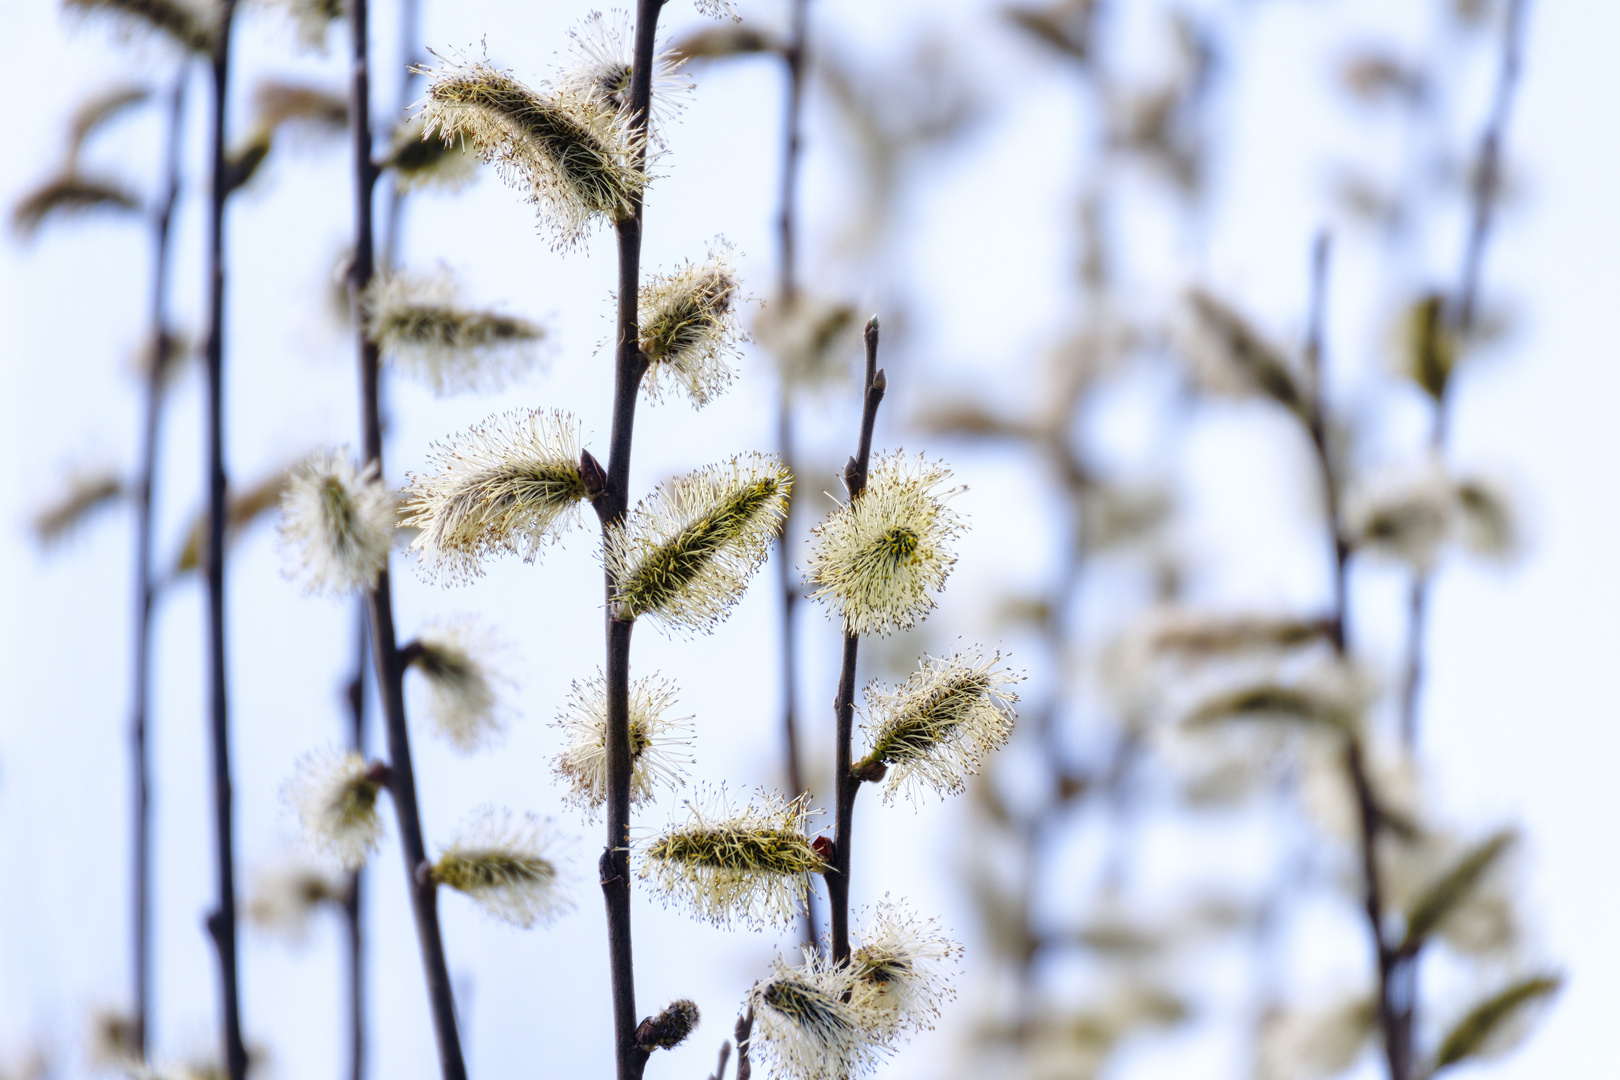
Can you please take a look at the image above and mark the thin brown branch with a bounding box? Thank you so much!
[828,317,886,966]
[131,69,186,1062]
[342,607,367,1080]
[774,0,817,951]
[593,5,664,1078]
[1300,232,1411,1080]
[202,3,247,1077]
[1301,231,1346,653]
[346,0,466,1074]
[733,1007,755,1080]
[1402,0,1531,748]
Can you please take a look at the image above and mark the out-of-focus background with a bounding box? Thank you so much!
[1,0,1616,1078]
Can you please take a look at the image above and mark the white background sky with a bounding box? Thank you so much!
[1,1,1616,1079]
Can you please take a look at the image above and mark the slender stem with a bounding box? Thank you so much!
[346,0,420,1065]
[1347,740,1406,1080]
[1400,0,1529,749]
[733,1008,754,1080]
[828,319,885,967]
[1452,0,1527,341]
[131,70,187,1062]
[1301,232,1346,653]
[378,0,422,273]
[346,0,466,1075]
[778,0,807,303]
[1300,234,1408,1080]
[343,608,368,1080]
[774,0,816,949]
[592,5,663,1078]
[707,1038,732,1080]
[202,4,248,1078]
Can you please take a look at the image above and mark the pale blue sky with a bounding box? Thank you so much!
[1,1,1615,1079]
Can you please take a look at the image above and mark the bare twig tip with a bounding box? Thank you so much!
[580,449,608,499]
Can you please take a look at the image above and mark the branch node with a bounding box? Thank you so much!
[852,757,888,784]
[580,449,608,500]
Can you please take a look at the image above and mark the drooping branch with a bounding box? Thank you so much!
[346,0,466,1074]
[201,3,247,1077]
[828,317,885,966]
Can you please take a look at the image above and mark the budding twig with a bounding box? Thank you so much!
[1400,0,1530,748]
[829,316,886,966]
[1300,233,1410,1080]
[592,4,666,1078]
[347,0,465,1073]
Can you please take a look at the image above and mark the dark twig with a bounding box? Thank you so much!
[345,0,466,1075]
[340,0,421,1071]
[733,1008,755,1080]
[1300,232,1345,653]
[828,318,886,966]
[707,1038,732,1080]
[202,3,248,1077]
[131,70,186,1061]
[1347,740,1409,1080]
[1300,233,1410,1080]
[591,5,664,1078]
[342,608,367,1080]
[1400,0,1530,747]
[773,0,817,950]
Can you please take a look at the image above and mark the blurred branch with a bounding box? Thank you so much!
[345,0,466,1072]
[200,0,249,1076]
[1402,0,1531,748]
[129,69,187,1062]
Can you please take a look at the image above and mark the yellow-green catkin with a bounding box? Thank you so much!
[748,953,886,1080]
[859,649,1021,804]
[285,747,385,870]
[607,453,790,634]
[552,672,692,817]
[365,272,545,396]
[277,449,395,596]
[407,617,513,752]
[805,452,965,637]
[431,807,570,928]
[401,408,589,582]
[416,55,645,248]
[640,789,826,929]
[638,243,744,408]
